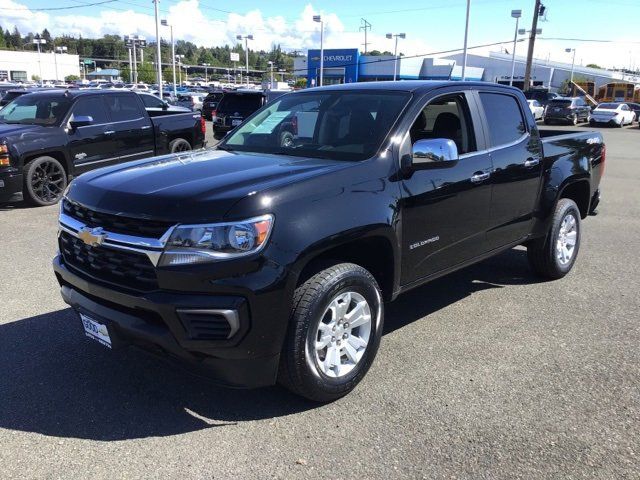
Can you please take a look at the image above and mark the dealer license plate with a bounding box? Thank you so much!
[231,119,242,126]
[80,313,112,349]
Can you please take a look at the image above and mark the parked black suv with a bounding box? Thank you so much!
[543,97,591,125]
[201,91,225,121]
[54,82,604,401]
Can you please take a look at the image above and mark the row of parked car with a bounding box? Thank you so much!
[526,94,640,128]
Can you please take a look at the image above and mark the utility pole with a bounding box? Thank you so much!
[360,18,371,54]
[523,0,543,91]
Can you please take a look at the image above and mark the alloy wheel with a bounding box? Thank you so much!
[556,213,578,266]
[313,291,372,378]
[31,160,65,203]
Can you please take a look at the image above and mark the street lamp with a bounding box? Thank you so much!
[161,19,177,98]
[236,34,254,87]
[385,33,406,81]
[313,15,324,87]
[509,10,522,86]
[33,35,46,85]
[565,48,576,83]
[267,61,274,88]
[54,45,67,83]
[201,63,210,83]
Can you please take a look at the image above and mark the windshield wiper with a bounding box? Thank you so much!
[216,144,234,152]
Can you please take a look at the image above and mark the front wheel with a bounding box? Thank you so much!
[278,263,384,402]
[571,114,578,125]
[527,198,581,279]
[23,156,67,206]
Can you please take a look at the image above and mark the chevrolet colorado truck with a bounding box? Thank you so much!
[0,89,205,206]
[53,82,604,401]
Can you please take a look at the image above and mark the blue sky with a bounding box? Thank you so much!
[2,0,640,69]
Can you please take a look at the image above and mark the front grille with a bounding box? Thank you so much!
[59,231,159,291]
[63,199,173,238]
[177,310,233,340]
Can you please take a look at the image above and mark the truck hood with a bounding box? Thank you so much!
[0,122,46,138]
[66,149,349,223]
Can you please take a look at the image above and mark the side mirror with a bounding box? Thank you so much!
[69,115,93,129]
[411,138,459,168]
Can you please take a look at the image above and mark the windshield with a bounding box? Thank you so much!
[0,94,72,126]
[221,90,411,161]
[549,100,571,107]
[597,103,619,110]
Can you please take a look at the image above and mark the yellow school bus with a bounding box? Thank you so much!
[596,82,639,102]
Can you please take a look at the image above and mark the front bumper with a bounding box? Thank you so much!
[53,253,292,388]
[0,169,23,203]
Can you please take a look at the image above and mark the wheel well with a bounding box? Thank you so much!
[559,181,590,218]
[25,152,69,176]
[296,236,395,301]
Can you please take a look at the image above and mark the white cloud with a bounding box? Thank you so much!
[0,0,635,69]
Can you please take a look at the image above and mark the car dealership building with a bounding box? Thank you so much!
[295,48,639,91]
[0,50,80,83]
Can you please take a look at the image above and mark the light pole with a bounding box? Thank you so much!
[509,9,522,86]
[161,19,176,98]
[176,55,185,85]
[201,63,210,83]
[461,0,471,81]
[267,61,274,88]
[54,46,67,82]
[518,27,541,87]
[33,35,46,85]
[313,15,324,86]
[236,34,253,87]
[385,33,406,81]
[152,0,163,98]
[566,48,576,83]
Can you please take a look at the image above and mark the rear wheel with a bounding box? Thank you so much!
[23,156,67,206]
[278,263,384,402]
[571,114,578,125]
[527,198,581,279]
[169,138,192,153]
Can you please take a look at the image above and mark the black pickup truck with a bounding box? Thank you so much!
[53,82,604,401]
[0,89,205,206]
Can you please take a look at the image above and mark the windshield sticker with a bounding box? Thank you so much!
[252,111,289,134]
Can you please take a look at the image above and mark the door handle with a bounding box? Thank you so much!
[104,130,115,135]
[524,158,540,168]
[141,125,152,130]
[470,172,490,183]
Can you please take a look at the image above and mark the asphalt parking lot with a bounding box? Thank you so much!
[0,124,638,479]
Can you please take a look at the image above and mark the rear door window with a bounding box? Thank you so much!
[103,94,144,122]
[479,92,526,147]
[140,94,164,109]
[220,94,263,112]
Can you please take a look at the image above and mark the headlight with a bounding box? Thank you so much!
[159,214,274,266]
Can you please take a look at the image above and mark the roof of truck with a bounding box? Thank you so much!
[303,80,517,94]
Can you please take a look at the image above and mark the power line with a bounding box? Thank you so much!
[2,0,117,11]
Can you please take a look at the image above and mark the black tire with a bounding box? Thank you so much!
[213,131,226,141]
[544,119,551,125]
[278,262,384,402]
[169,138,191,153]
[23,156,67,206]
[280,130,295,148]
[571,114,578,126]
[527,198,581,280]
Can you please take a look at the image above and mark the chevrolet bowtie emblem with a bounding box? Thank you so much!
[78,227,107,247]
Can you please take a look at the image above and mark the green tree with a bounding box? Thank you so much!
[137,61,155,83]
[585,63,601,69]
[65,74,80,82]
